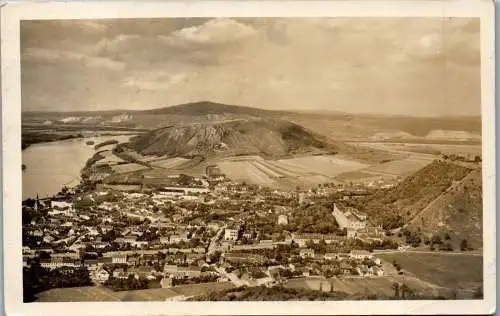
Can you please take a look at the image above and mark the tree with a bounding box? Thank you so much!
[39,251,51,259]
[429,241,435,251]
[460,239,469,251]
[400,283,412,299]
[391,282,400,299]
[74,197,93,211]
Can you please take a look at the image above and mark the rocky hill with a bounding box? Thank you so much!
[141,101,284,117]
[124,118,337,159]
[406,168,482,248]
[346,160,482,246]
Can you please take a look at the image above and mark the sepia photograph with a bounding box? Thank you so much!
[2,1,495,315]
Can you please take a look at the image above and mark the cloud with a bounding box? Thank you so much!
[20,18,481,116]
[122,72,189,91]
[408,33,443,61]
[23,48,125,71]
[92,19,255,66]
[163,18,257,47]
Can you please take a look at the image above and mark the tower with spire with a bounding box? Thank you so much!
[34,194,40,212]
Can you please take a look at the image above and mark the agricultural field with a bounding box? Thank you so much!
[277,155,368,177]
[375,252,483,291]
[218,160,277,186]
[349,141,481,157]
[111,163,149,174]
[149,157,191,169]
[217,155,368,187]
[95,150,126,165]
[360,156,434,177]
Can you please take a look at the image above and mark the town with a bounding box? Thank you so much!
[23,168,417,300]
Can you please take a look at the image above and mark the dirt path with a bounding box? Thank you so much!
[375,249,482,256]
[403,170,472,229]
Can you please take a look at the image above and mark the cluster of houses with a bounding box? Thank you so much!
[23,175,399,294]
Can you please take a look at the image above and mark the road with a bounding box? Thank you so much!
[214,266,249,287]
[374,249,482,256]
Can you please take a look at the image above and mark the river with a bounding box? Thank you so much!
[22,135,135,200]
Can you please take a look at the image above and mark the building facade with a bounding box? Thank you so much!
[332,203,367,236]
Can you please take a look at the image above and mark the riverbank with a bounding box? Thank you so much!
[22,135,135,199]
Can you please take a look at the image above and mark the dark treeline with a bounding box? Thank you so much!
[22,132,84,150]
[23,262,92,302]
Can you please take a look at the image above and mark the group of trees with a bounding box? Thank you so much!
[426,233,454,251]
[22,132,84,151]
[23,263,92,302]
[104,275,149,291]
[283,205,341,234]
[399,229,422,247]
[442,153,481,163]
[391,282,415,299]
[171,274,218,286]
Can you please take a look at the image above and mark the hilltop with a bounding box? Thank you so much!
[124,118,337,160]
[141,101,284,117]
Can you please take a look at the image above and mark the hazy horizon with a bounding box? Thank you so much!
[21,18,481,117]
[20,100,482,119]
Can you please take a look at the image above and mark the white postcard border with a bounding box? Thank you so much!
[1,1,495,315]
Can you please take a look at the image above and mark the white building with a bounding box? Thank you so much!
[95,267,110,283]
[160,186,210,196]
[111,254,127,264]
[349,250,373,260]
[277,215,288,225]
[299,248,315,259]
[373,266,384,276]
[224,229,239,241]
[51,201,73,209]
[332,203,367,237]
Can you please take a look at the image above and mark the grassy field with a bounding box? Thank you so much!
[36,282,235,302]
[375,252,483,291]
[360,156,433,177]
[285,275,447,298]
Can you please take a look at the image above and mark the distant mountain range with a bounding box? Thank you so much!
[22,101,482,139]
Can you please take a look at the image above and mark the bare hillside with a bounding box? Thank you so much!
[124,118,336,159]
[345,161,478,234]
[407,169,482,248]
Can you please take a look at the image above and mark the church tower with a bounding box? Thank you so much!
[34,194,40,212]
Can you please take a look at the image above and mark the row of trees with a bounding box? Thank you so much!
[104,275,149,291]
[171,274,218,286]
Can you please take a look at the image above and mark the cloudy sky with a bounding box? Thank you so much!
[21,18,480,116]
